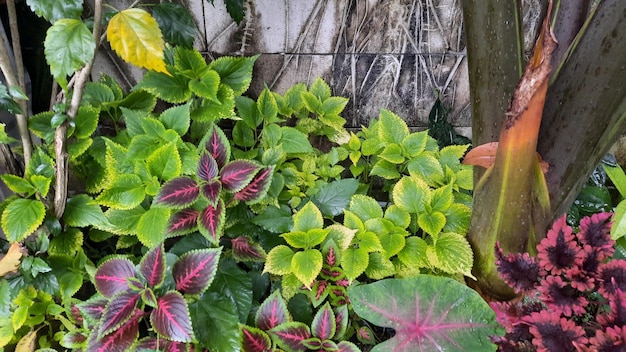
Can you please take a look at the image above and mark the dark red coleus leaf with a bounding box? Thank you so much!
[240,325,272,352]
[155,176,200,208]
[173,248,221,295]
[577,212,614,259]
[205,125,230,169]
[136,337,191,352]
[233,166,273,203]
[94,257,137,298]
[255,290,290,331]
[167,208,199,235]
[198,199,225,243]
[311,302,336,341]
[201,180,222,205]
[231,236,267,262]
[536,275,587,317]
[495,242,540,294]
[524,310,588,352]
[151,291,195,342]
[99,292,141,337]
[88,309,142,352]
[197,152,219,182]
[140,244,166,288]
[536,215,584,275]
[597,259,626,299]
[333,305,349,340]
[220,160,261,193]
[76,297,108,326]
[60,331,87,348]
[268,322,311,352]
[589,325,626,349]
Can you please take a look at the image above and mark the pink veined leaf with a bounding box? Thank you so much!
[241,325,272,352]
[337,340,362,352]
[155,176,200,208]
[139,244,166,288]
[233,166,273,203]
[231,236,267,262]
[197,152,219,182]
[98,292,141,337]
[151,291,194,342]
[76,297,109,326]
[167,208,199,235]
[268,322,311,352]
[198,199,225,242]
[333,305,349,340]
[201,180,222,205]
[205,125,230,169]
[87,309,143,352]
[61,331,87,348]
[255,290,290,331]
[135,337,189,352]
[173,248,222,295]
[302,337,323,350]
[94,257,137,298]
[311,302,336,340]
[220,160,261,193]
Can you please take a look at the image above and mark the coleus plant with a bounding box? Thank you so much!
[70,243,221,351]
[491,212,626,351]
[239,289,360,352]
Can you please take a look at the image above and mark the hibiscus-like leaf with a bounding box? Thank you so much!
[173,248,222,295]
[198,199,225,243]
[155,176,199,208]
[151,291,194,342]
[167,208,199,236]
[139,244,165,288]
[255,290,290,331]
[197,152,219,182]
[94,257,137,298]
[221,160,262,193]
[99,292,141,337]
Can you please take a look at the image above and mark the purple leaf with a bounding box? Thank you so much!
[205,125,230,169]
[197,152,219,182]
[255,290,290,331]
[234,166,273,203]
[348,276,502,352]
[220,160,261,192]
[241,325,272,352]
[167,208,199,235]
[231,236,267,262]
[201,180,222,205]
[76,297,108,326]
[198,199,225,243]
[99,292,141,337]
[87,309,142,352]
[311,302,336,340]
[139,244,165,288]
[334,305,349,340]
[173,248,222,295]
[155,176,199,208]
[268,322,311,352]
[151,291,194,342]
[136,337,189,352]
[94,257,137,298]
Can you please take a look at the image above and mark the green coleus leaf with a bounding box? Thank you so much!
[418,211,446,237]
[48,228,83,256]
[377,231,406,258]
[104,207,146,235]
[349,194,383,221]
[291,249,322,288]
[152,2,196,48]
[1,198,46,242]
[282,228,329,249]
[402,130,429,158]
[190,69,221,101]
[264,245,295,275]
[104,138,134,176]
[357,231,383,252]
[63,194,108,228]
[397,236,429,269]
[134,71,192,103]
[439,144,469,171]
[293,202,324,232]
[279,127,314,154]
[257,86,278,120]
[378,109,408,144]
[407,153,444,186]
[365,252,396,280]
[159,102,191,137]
[311,178,360,218]
[0,174,36,196]
[44,19,95,90]
[26,0,83,22]
[443,203,472,235]
[342,247,369,282]
[301,91,322,113]
[74,106,99,139]
[392,176,432,214]
[309,77,332,101]
[136,207,170,247]
[370,159,401,180]
[96,174,146,210]
[174,46,208,78]
[384,204,411,229]
[208,55,259,96]
[321,96,349,116]
[147,142,181,181]
[378,143,405,164]
[326,224,357,251]
[432,232,474,278]
[431,184,453,213]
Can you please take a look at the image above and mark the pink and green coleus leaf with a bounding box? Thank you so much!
[197,152,219,182]
[155,176,200,208]
[88,309,142,352]
[173,247,222,295]
[311,302,336,341]
[269,322,311,352]
[201,179,222,205]
[233,166,274,203]
[231,236,267,262]
[204,124,230,169]
[334,305,349,340]
[240,325,272,352]
[151,291,195,342]
[198,199,225,243]
[255,289,290,331]
[348,276,504,352]
[337,341,362,352]
[136,337,191,352]
[94,257,137,298]
[220,160,262,193]
[139,244,166,288]
[76,296,108,326]
[98,292,141,337]
[167,208,199,235]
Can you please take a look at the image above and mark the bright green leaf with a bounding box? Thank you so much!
[74,106,99,139]
[431,184,453,213]
[407,153,444,186]
[136,207,170,247]
[279,127,314,154]
[159,103,191,136]
[0,174,35,195]
[104,207,146,235]
[611,201,626,240]
[402,131,429,158]
[342,247,369,282]
[257,87,278,120]
[358,231,383,252]
[370,159,401,180]
[209,55,259,96]
[63,194,108,228]
[291,249,322,288]
[379,144,405,164]
[190,69,221,100]
[384,205,411,229]
[49,228,83,256]
[321,96,349,116]
[26,0,83,22]
[433,232,474,278]
[96,174,145,209]
[378,109,408,144]
[311,179,360,217]
[147,142,181,181]
[293,202,324,232]
[418,211,446,236]
[1,199,46,242]
[309,77,331,101]
[397,236,429,269]
[443,203,471,235]
[392,176,431,214]
[264,245,295,275]
[134,71,191,103]
[365,252,395,280]
[349,194,383,221]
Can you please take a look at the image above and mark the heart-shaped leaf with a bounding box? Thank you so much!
[139,244,165,288]
[155,176,199,208]
[99,292,141,337]
[255,290,290,331]
[151,291,194,342]
[201,180,222,205]
[348,276,503,352]
[26,0,83,22]
[173,248,221,295]
[1,198,46,242]
[291,249,323,288]
[94,258,136,298]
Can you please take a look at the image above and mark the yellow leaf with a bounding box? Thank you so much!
[15,329,36,352]
[107,8,167,73]
[0,242,25,277]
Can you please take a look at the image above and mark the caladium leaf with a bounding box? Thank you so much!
[221,160,262,193]
[151,291,194,342]
[198,199,225,243]
[203,124,230,169]
[234,166,274,203]
[88,309,142,352]
[231,236,267,262]
[155,176,199,208]
[167,208,199,236]
[94,257,137,298]
[173,248,222,295]
[241,325,272,352]
[311,302,336,341]
[76,297,108,326]
[139,244,166,288]
[348,276,503,352]
[197,152,219,182]
[269,322,311,352]
[99,292,141,337]
[201,180,222,205]
[255,290,290,331]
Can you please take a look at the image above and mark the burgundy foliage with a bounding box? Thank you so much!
[155,177,200,208]
[220,160,261,192]
[167,208,199,235]
[94,258,136,298]
[492,213,626,351]
[172,248,221,295]
[230,236,267,262]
